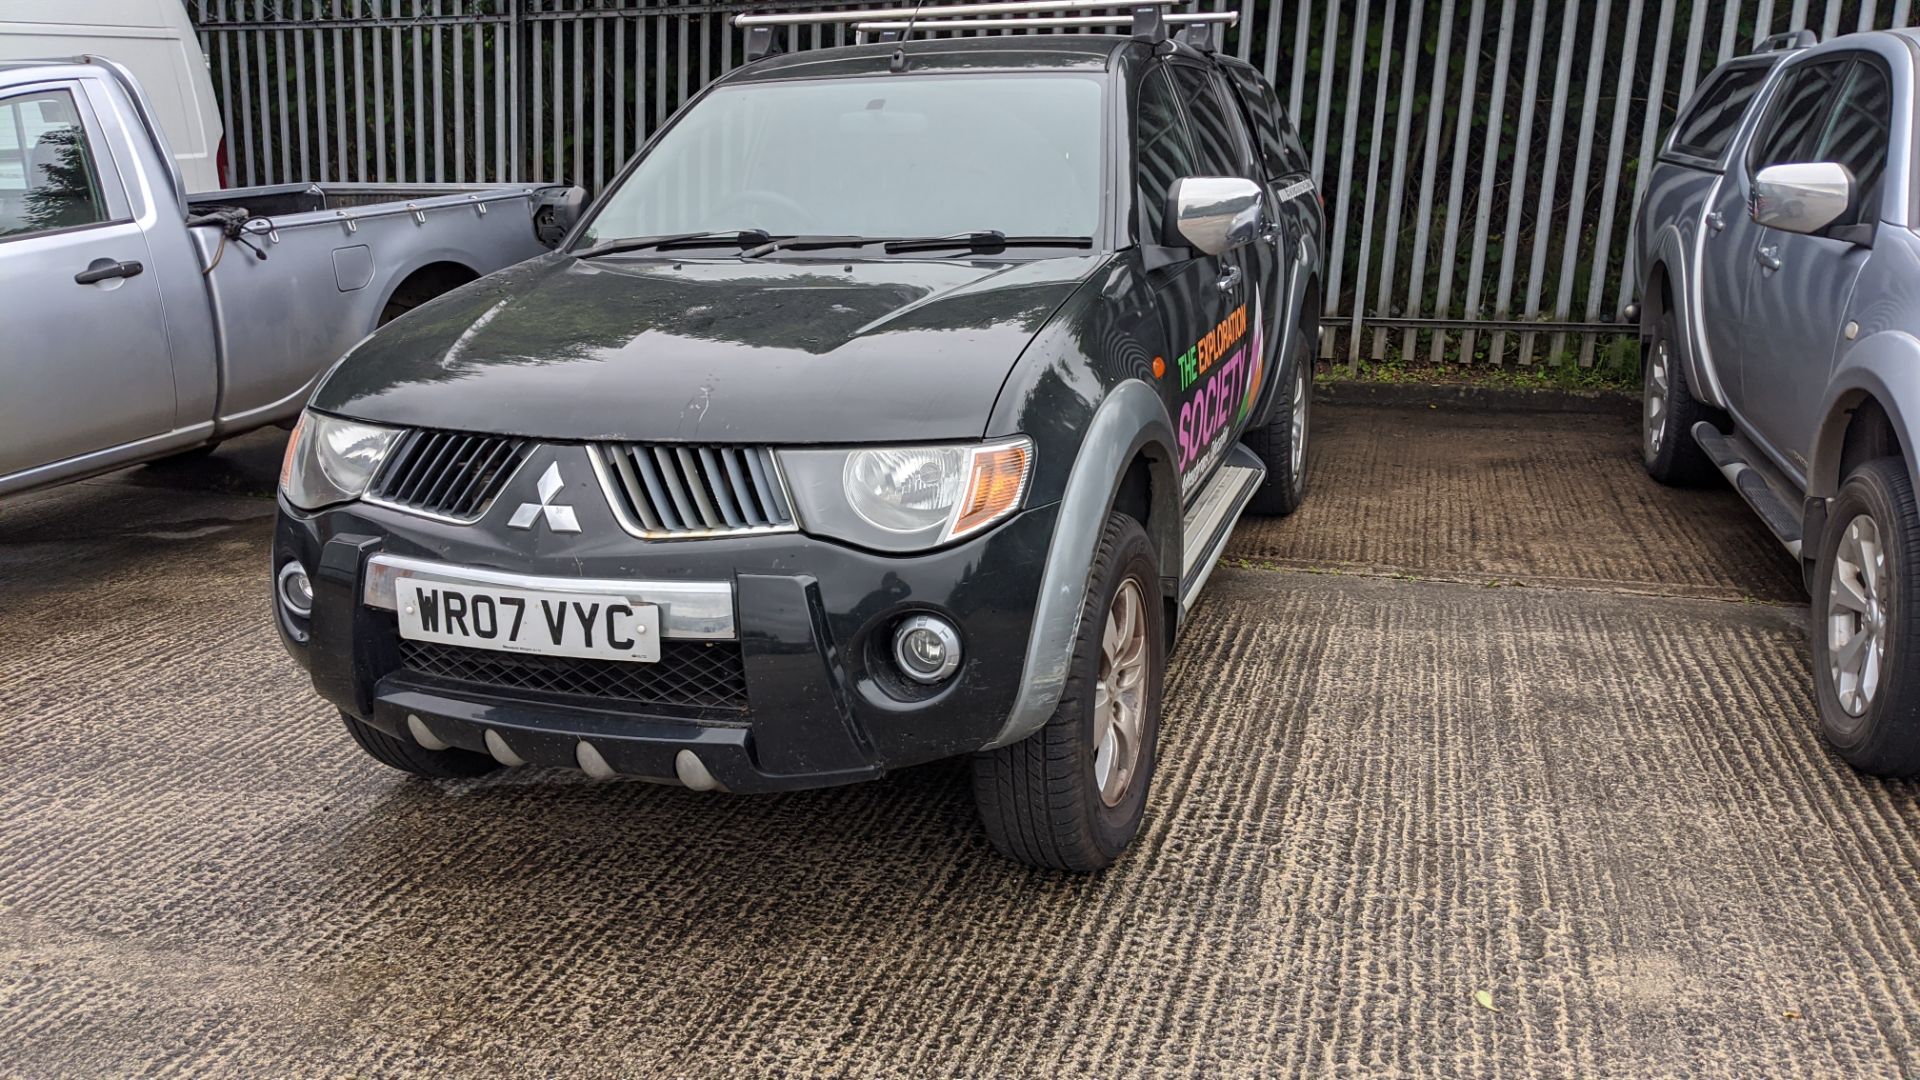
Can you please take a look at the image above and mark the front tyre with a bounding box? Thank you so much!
[1243,335,1311,515]
[972,513,1164,872]
[341,712,500,779]
[1810,458,1920,776]
[1641,304,1718,486]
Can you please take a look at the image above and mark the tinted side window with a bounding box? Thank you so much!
[1670,64,1771,158]
[1170,64,1248,177]
[1816,60,1892,217]
[1136,66,1198,243]
[1221,64,1287,179]
[1750,60,1847,172]
[0,89,107,240]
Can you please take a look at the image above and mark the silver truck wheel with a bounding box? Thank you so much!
[1244,334,1311,516]
[1094,578,1149,806]
[1644,338,1671,457]
[1639,301,1719,486]
[972,512,1164,871]
[1290,357,1310,485]
[1827,513,1888,721]
[1811,458,1920,776]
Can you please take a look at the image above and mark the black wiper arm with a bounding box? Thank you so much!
[742,234,880,258]
[882,231,1093,254]
[575,229,772,258]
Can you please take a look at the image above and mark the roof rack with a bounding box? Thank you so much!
[1755,29,1818,53]
[851,10,1235,40]
[736,0,1187,60]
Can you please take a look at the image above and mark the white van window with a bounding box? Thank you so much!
[0,89,108,239]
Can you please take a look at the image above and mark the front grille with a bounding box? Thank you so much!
[368,429,532,522]
[398,639,749,714]
[591,443,795,538]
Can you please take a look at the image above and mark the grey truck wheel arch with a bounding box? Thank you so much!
[986,379,1180,750]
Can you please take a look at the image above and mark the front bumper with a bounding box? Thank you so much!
[272,489,1056,793]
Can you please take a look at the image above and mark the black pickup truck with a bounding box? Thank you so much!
[272,22,1323,871]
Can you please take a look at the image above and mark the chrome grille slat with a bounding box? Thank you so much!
[744,448,782,521]
[652,446,701,527]
[611,449,665,532]
[591,442,796,540]
[719,449,756,523]
[632,448,682,530]
[676,447,722,528]
[698,447,743,528]
[366,428,531,523]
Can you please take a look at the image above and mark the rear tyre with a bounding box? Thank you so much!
[1641,304,1719,487]
[341,712,500,779]
[1810,458,1920,776]
[972,513,1164,872]
[1243,334,1311,515]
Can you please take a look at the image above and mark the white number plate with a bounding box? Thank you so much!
[395,580,661,663]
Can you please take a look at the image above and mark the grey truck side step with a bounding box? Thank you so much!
[1179,443,1266,613]
[1691,421,1805,558]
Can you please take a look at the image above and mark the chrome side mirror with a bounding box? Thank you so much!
[1166,177,1263,256]
[1751,162,1853,235]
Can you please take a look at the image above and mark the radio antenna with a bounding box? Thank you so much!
[889,0,929,72]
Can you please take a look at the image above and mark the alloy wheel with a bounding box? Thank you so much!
[1828,513,1890,721]
[1644,338,1670,456]
[1093,578,1149,807]
[1290,360,1309,483]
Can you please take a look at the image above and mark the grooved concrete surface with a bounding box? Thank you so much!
[4,405,1918,1078]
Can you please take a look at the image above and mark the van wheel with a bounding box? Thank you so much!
[341,712,499,779]
[1810,459,1920,776]
[1641,304,1719,486]
[1243,336,1310,515]
[972,513,1164,872]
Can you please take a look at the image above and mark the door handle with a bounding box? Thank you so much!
[74,259,144,285]
[1706,210,1725,233]
[1216,264,1242,293]
[1755,244,1781,271]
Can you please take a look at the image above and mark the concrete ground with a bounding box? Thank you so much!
[3,402,1916,1078]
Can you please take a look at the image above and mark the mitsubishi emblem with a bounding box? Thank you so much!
[507,462,581,533]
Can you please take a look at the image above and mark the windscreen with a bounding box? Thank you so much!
[582,74,1104,243]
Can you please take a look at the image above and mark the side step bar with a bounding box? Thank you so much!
[1179,444,1266,613]
[1691,421,1804,558]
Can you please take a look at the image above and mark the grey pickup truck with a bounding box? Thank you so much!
[0,55,583,497]
[1632,28,1920,776]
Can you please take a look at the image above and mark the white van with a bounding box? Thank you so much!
[0,0,223,192]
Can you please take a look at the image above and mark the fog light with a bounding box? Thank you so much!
[893,614,961,684]
[278,560,314,617]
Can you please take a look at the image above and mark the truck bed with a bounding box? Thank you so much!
[181,181,571,434]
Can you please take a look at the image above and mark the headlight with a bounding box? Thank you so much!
[279,410,401,510]
[779,437,1033,552]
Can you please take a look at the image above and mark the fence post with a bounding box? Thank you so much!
[509,0,525,182]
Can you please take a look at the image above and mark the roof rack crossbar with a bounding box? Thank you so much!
[734,0,1181,28]
[852,10,1235,30]
[1755,29,1818,53]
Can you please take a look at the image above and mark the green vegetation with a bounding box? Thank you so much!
[1321,334,1639,392]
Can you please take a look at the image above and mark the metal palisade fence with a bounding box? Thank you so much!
[193,0,1920,369]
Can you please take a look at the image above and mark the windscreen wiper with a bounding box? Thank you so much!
[574,229,773,258]
[741,234,879,258]
[882,231,1094,254]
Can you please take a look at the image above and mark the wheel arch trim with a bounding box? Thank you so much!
[986,379,1178,750]
[1809,330,1920,501]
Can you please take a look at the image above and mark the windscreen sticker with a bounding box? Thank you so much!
[1176,295,1264,476]
[1277,178,1315,203]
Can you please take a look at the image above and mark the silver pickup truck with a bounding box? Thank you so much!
[0,55,582,496]
[1632,28,1920,777]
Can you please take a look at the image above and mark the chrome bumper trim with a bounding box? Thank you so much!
[360,553,736,640]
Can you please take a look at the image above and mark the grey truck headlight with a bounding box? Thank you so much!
[279,410,401,510]
[778,437,1033,552]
